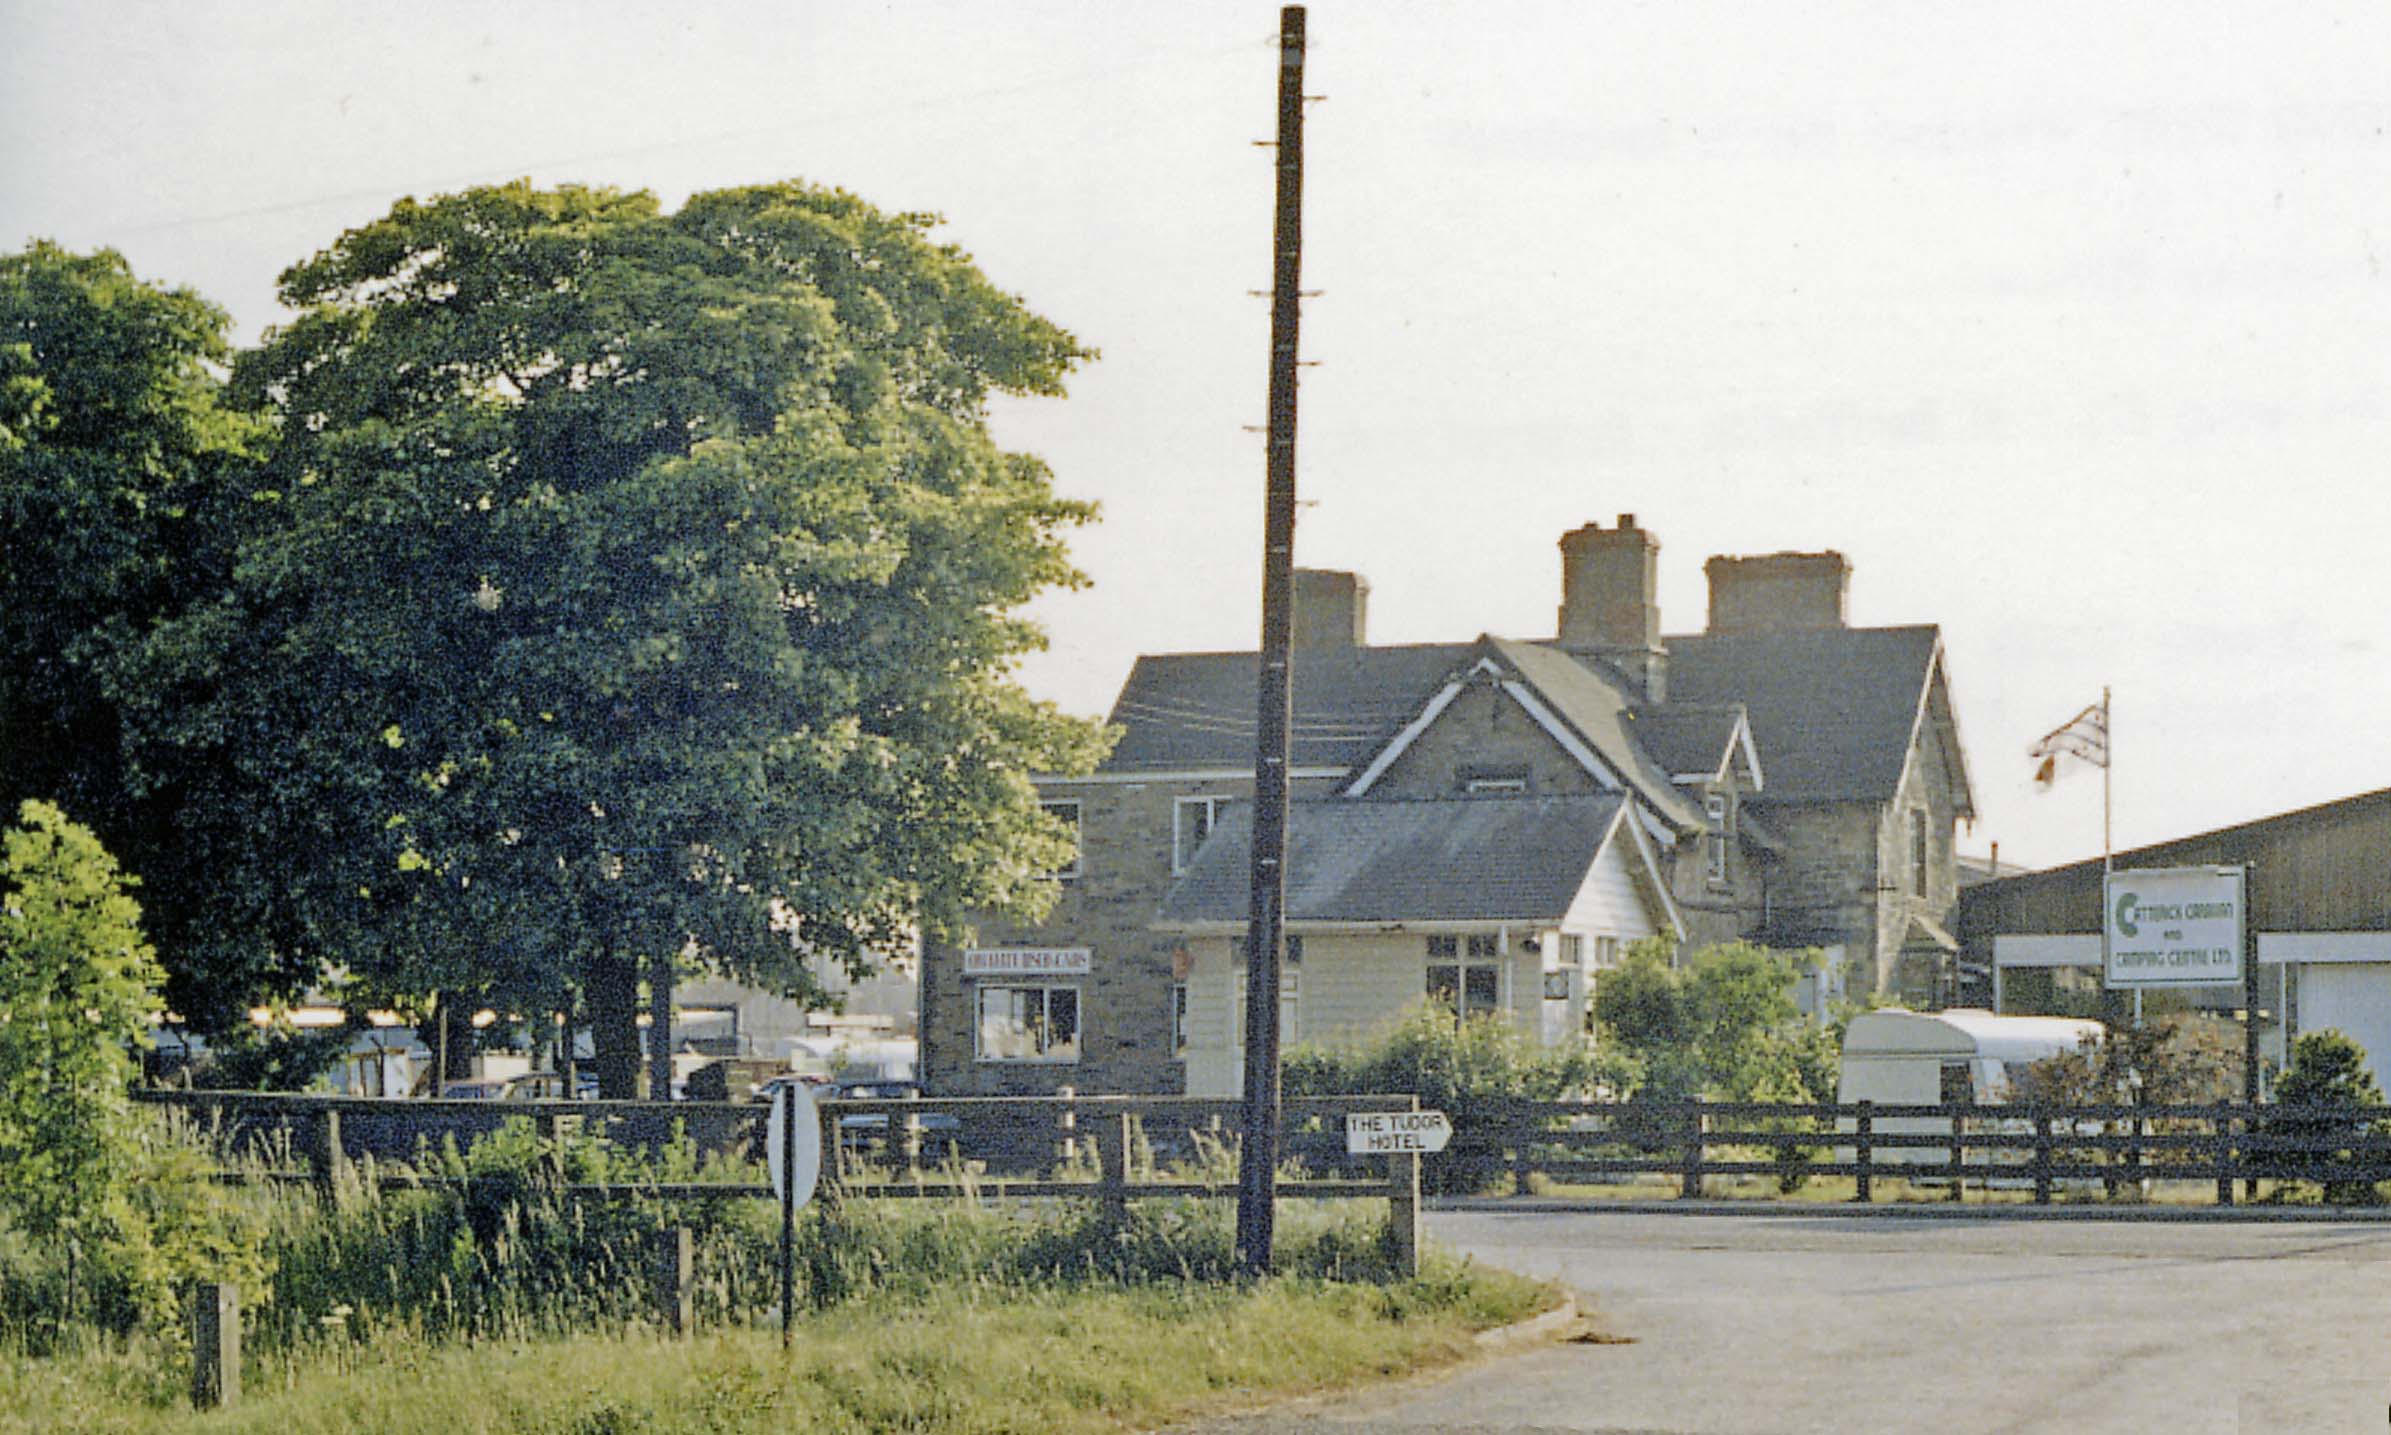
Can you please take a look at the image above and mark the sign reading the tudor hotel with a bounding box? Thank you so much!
[2103,866,2245,988]
[962,947,1093,978]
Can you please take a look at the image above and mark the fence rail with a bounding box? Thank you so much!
[1430,1097,2391,1206]
[129,1086,1423,1215]
[130,1088,2391,1210]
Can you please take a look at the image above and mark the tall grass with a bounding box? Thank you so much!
[0,1110,1507,1427]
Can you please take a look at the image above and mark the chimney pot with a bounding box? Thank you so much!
[1555,517,1666,700]
[1704,551,1851,634]
[1292,568,1369,648]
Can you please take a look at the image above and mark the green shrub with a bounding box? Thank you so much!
[2271,1030,2386,1206]
[1285,1002,1594,1193]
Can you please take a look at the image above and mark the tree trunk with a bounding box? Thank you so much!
[586,947,641,1100]
[439,1001,476,1084]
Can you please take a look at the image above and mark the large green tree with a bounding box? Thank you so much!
[0,244,291,1032]
[147,181,1108,1092]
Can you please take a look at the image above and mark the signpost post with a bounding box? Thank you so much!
[768,1082,822,1351]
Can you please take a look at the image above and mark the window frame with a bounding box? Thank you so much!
[1171,982,1189,1060]
[1908,807,1929,898]
[1426,934,1506,1021]
[1039,798,1082,880]
[1173,795,1225,874]
[1705,792,1731,887]
[973,982,1083,1064]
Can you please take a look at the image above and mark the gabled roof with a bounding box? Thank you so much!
[1482,638,1705,828]
[1102,643,1473,772]
[1662,625,1959,809]
[1092,623,1966,821]
[1156,794,1641,928]
[1336,637,1706,832]
[1625,703,1761,787]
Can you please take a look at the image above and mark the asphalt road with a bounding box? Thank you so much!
[1191,1208,2391,1435]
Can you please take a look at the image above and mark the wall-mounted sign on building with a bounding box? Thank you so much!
[2104,866,2245,989]
[962,947,1093,978]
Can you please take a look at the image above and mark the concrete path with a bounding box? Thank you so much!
[1191,1208,2391,1434]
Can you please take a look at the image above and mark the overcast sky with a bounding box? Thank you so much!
[7,1,2389,869]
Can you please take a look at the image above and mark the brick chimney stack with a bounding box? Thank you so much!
[1292,568,1369,648]
[1704,552,1850,634]
[1557,515,1666,701]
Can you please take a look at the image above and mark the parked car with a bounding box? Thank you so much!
[830,1080,961,1161]
[434,1079,512,1101]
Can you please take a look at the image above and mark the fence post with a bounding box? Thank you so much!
[2126,1102,2145,1197]
[1679,1099,1705,1199]
[189,1281,240,1410]
[1510,1100,1534,1197]
[2215,1109,2236,1207]
[1947,1107,1966,1203]
[818,1098,844,1206]
[1387,1149,1421,1278]
[899,1108,924,1174]
[1100,1111,1130,1227]
[656,1226,693,1339]
[310,1107,344,1195]
[1854,1100,1874,1204]
[2032,1111,2053,1206]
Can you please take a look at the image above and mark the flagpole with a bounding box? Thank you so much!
[2103,686,2136,1027]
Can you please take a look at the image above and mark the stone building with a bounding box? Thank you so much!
[919,517,1977,1097]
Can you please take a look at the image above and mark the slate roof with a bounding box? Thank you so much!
[1103,643,1472,771]
[1156,795,1631,927]
[1096,624,1959,817]
[1477,638,1706,829]
[1662,626,1948,807]
[1622,704,1752,783]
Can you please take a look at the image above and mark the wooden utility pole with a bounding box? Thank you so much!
[1237,3,1308,1276]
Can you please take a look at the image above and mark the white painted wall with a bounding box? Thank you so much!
[1561,828,1666,946]
[2296,963,2391,1094]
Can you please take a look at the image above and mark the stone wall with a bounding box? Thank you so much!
[921,773,1342,1096]
[1364,678,1606,799]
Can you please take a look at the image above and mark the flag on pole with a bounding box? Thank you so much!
[2029,698,2108,788]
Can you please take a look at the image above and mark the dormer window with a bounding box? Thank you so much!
[1458,763,1530,795]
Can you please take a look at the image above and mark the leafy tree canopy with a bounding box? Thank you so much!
[0,244,281,1030]
[129,181,1111,1082]
[1594,939,1837,1103]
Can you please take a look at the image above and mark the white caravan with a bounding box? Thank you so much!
[1835,1008,2105,1173]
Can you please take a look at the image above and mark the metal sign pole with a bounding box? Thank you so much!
[779,1087,797,1350]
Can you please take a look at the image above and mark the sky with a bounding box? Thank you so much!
[6,1,2390,870]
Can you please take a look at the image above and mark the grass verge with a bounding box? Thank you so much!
[3,1252,1557,1435]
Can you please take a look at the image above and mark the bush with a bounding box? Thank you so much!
[2270,1030,2386,1206]
[1285,1002,1594,1193]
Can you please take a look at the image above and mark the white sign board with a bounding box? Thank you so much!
[962,947,1092,978]
[2105,866,2246,989]
[767,1083,822,1208]
[1346,1109,1452,1155]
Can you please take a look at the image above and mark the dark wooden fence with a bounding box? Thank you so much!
[131,1088,2391,1210]
[130,1087,1423,1209]
[1434,1097,2391,1206]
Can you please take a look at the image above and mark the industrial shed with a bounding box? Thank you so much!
[1954,787,2391,1091]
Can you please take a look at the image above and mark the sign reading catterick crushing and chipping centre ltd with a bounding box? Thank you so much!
[961,947,1093,977]
[2103,866,2246,989]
